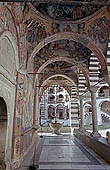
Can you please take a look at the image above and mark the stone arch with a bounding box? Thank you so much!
[39,82,72,100]
[98,100,110,124]
[83,101,92,126]
[98,84,109,98]
[48,95,55,103]
[0,31,19,72]
[57,93,64,103]
[0,30,19,169]
[99,100,110,114]
[34,56,89,88]
[27,32,107,74]
[39,74,75,96]
[48,105,55,119]
[83,101,92,108]
[56,104,64,119]
[0,5,19,57]
[0,84,15,170]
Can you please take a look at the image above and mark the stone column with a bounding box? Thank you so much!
[79,96,85,131]
[64,106,66,119]
[90,87,101,137]
[36,80,40,127]
[33,88,37,127]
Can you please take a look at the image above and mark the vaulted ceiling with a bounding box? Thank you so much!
[23,0,110,94]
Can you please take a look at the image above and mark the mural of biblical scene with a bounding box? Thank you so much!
[13,74,25,160]
[25,17,47,43]
[19,24,27,68]
[47,61,74,72]
[38,61,78,87]
[16,74,25,129]
[40,85,71,126]
[87,16,110,55]
[0,6,18,43]
[14,137,21,160]
[34,40,91,72]
[11,2,24,25]
[25,17,48,57]
[22,77,34,133]
[31,1,107,20]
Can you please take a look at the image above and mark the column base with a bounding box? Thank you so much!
[79,127,86,132]
[90,131,101,138]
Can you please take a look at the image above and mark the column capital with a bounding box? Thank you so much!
[90,86,99,93]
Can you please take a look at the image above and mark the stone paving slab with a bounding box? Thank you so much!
[38,135,110,170]
[15,134,110,170]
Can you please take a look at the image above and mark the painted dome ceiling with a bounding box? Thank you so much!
[34,40,91,70]
[31,0,107,21]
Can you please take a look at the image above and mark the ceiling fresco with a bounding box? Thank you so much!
[47,61,74,72]
[31,1,107,21]
[38,61,78,87]
[25,5,110,63]
[34,40,91,71]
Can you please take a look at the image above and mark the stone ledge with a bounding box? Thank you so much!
[74,129,110,164]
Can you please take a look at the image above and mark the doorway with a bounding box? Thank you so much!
[0,97,7,169]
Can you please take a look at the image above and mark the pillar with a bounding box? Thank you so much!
[64,106,66,119]
[71,87,79,128]
[36,79,40,127]
[79,96,85,131]
[33,88,37,127]
[90,87,101,137]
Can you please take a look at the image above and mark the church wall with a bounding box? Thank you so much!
[11,73,35,169]
[0,31,17,169]
[0,75,16,170]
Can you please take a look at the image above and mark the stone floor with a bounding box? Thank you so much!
[17,134,110,170]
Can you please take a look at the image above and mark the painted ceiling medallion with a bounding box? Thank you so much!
[31,0,107,20]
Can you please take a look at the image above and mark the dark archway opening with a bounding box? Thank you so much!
[0,97,7,170]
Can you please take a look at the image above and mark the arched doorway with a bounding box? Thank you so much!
[0,97,7,170]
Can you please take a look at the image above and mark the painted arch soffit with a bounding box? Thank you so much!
[27,32,107,75]
[31,55,90,89]
[34,39,91,71]
[39,79,73,97]
[37,62,79,86]
[31,1,108,21]
[39,74,76,93]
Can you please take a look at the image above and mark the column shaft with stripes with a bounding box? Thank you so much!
[89,53,99,86]
[71,86,79,127]
[78,71,86,96]
[106,37,110,82]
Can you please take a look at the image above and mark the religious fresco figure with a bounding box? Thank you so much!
[88,16,109,45]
